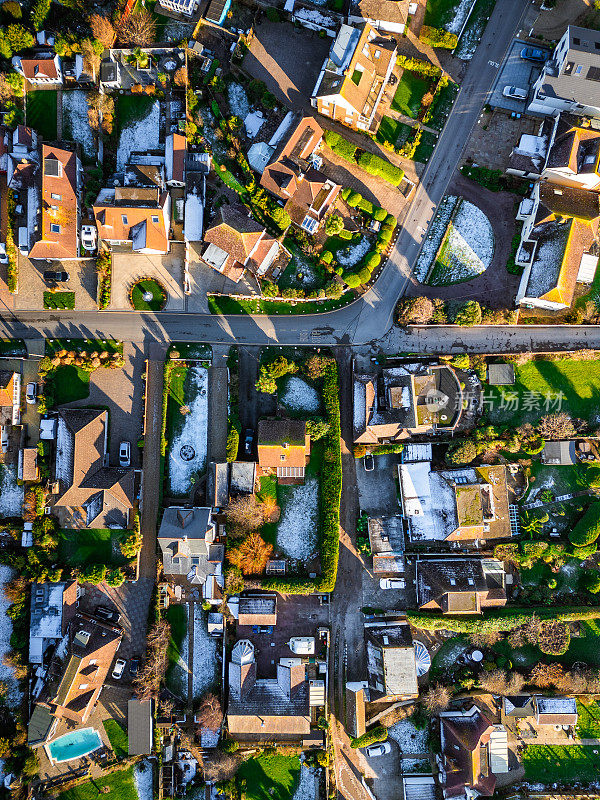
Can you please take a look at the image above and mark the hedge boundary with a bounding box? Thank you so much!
[407,606,600,633]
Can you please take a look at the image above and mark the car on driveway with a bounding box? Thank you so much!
[26,383,37,404]
[365,742,392,757]
[81,224,97,252]
[130,657,140,676]
[503,85,528,100]
[379,578,406,590]
[243,428,254,457]
[112,658,127,680]
[363,454,374,472]
[119,441,131,468]
[520,47,547,63]
[43,270,70,282]
[0,243,7,265]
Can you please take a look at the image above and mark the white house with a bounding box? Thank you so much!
[12,55,62,85]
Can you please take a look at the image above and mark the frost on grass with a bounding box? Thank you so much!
[337,236,371,267]
[163,19,195,40]
[455,2,490,60]
[192,604,217,699]
[0,565,22,704]
[199,109,227,158]
[280,377,321,413]
[117,101,160,170]
[0,464,23,518]
[414,195,459,282]
[277,477,319,560]
[134,761,154,800]
[62,91,95,158]
[428,199,494,285]
[442,0,477,34]
[287,250,322,288]
[169,604,189,698]
[293,766,317,800]
[168,366,208,496]
[228,84,250,119]
[387,719,429,754]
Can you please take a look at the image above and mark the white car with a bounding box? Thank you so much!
[81,224,97,252]
[502,85,528,100]
[379,578,406,590]
[119,441,131,468]
[26,383,37,404]
[365,742,391,757]
[112,658,127,680]
[0,243,7,265]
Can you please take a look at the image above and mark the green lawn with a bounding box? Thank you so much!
[103,720,129,759]
[486,358,600,426]
[165,604,188,694]
[523,745,600,783]
[429,634,469,679]
[376,117,412,146]
[57,767,137,800]
[492,637,539,668]
[168,343,212,360]
[236,753,301,800]
[58,529,126,567]
[554,620,600,667]
[0,339,26,357]
[44,291,75,310]
[424,0,462,28]
[208,294,354,315]
[117,94,157,135]
[414,131,438,163]
[46,339,123,357]
[525,463,591,500]
[27,90,57,141]
[391,72,430,118]
[130,279,166,311]
[258,474,279,546]
[51,365,91,405]
[277,241,326,292]
[576,700,600,739]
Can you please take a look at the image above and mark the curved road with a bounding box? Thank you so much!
[0,0,556,353]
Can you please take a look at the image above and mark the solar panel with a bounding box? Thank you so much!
[205,0,226,22]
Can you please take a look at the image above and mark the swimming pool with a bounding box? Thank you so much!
[47,728,103,763]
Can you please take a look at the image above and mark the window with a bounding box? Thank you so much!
[191,556,200,565]
[50,223,60,233]
[280,454,286,461]
[300,215,318,234]
[51,205,58,213]
[374,49,381,58]
[51,193,62,201]
[79,683,89,690]
[89,659,97,666]
[575,64,584,75]
[121,215,128,224]
[574,37,581,45]
[151,215,159,223]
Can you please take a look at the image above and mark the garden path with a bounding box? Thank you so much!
[56,88,63,140]
[384,106,439,137]
[187,599,195,712]
[522,490,593,510]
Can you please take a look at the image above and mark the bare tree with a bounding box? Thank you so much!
[396,296,434,326]
[80,39,101,81]
[226,495,264,533]
[0,75,14,104]
[118,8,156,46]
[468,630,502,648]
[90,13,115,47]
[422,684,451,714]
[173,66,187,87]
[537,412,579,441]
[134,620,170,700]
[202,750,241,783]
[530,663,565,688]
[196,692,223,732]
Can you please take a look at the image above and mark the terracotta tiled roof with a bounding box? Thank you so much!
[257,419,310,469]
[204,205,264,263]
[93,189,169,253]
[0,371,14,407]
[20,57,59,81]
[29,145,79,260]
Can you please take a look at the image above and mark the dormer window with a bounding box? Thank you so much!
[121,214,128,224]
[50,223,61,234]
[151,215,159,223]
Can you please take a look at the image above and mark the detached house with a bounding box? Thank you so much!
[348,0,408,34]
[365,620,419,701]
[200,205,291,283]
[13,55,63,85]
[416,558,508,615]
[54,409,135,529]
[29,145,81,260]
[529,26,600,118]
[311,23,397,133]
[261,116,341,234]
[257,419,310,484]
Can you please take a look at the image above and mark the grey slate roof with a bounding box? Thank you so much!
[128,699,153,755]
[537,26,600,109]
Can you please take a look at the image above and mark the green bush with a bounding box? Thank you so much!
[357,198,374,215]
[408,607,600,634]
[370,443,404,455]
[365,252,381,270]
[350,725,388,749]
[328,136,357,162]
[451,300,482,326]
[30,0,51,29]
[347,191,362,208]
[321,250,333,264]
[338,229,354,240]
[341,187,352,201]
[569,502,600,547]
[344,272,362,288]
[323,130,340,148]
[385,214,397,227]
[378,228,393,244]
[396,54,442,77]
[373,207,387,222]
[420,25,458,49]
[357,152,404,186]
[358,267,372,284]
[226,422,240,462]
[583,571,600,594]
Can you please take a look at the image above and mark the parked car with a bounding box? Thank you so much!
[243,428,254,457]
[119,441,131,468]
[95,605,121,624]
[130,657,140,676]
[44,270,70,282]
[26,383,37,404]
[379,578,406,590]
[365,743,392,757]
[363,454,374,472]
[502,85,528,100]
[0,243,7,265]
[520,47,547,63]
[0,426,8,454]
[112,658,127,680]
[81,224,97,251]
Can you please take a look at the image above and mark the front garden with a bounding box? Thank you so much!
[129,278,167,311]
[39,339,124,408]
[43,291,75,310]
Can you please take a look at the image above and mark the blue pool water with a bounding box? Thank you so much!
[47,728,103,763]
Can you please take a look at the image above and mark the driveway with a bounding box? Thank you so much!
[186,253,259,313]
[244,21,331,110]
[356,453,402,516]
[15,255,97,311]
[110,244,185,311]
[360,742,403,800]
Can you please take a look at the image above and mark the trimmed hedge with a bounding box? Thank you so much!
[407,607,600,634]
[358,152,404,186]
[396,54,442,77]
[226,422,240,462]
[324,131,403,187]
[420,25,458,49]
[323,130,357,162]
[569,502,600,547]
[350,725,388,749]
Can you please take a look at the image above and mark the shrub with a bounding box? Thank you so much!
[396,296,434,325]
[325,214,344,236]
[256,355,297,393]
[373,207,387,222]
[365,252,381,270]
[226,423,240,462]
[339,228,354,240]
[341,187,352,201]
[30,0,51,29]
[446,439,477,465]
[321,250,333,265]
[583,571,600,594]
[350,725,387,749]
[344,272,362,288]
[420,25,458,49]
[326,134,357,162]
[227,532,273,575]
[408,607,600,635]
[385,214,397,227]
[396,54,442,77]
[347,191,362,207]
[3,0,21,16]
[306,418,330,440]
[357,198,374,215]
[451,300,482,326]
[358,267,372,284]
[569,502,600,547]
[357,152,404,186]
[106,568,126,587]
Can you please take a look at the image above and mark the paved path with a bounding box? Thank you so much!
[139,354,165,579]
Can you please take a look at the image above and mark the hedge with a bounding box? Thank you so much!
[343,273,361,288]
[407,607,600,634]
[323,130,357,162]
[350,725,388,749]
[266,358,341,593]
[419,25,458,49]
[339,229,354,240]
[365,252,381,269]
[373,207,387,222]
[357,198,374,215]
[358,267,371,284]
[226,422,239,462]
[358,152,404,186]
[396,54,442,77]
[569,502,600,547]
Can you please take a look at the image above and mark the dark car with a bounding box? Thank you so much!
[243,428,254,457]
[130,657,140,676]
[44,270,70,282]
[95,605,121,624]
[520,47,547,63]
